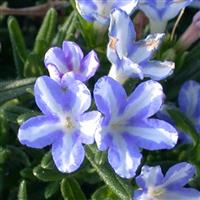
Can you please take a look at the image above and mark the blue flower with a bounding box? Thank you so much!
[44,41,99,84]
[134,162,200,200]
[107,9,174,84]
[138,0,193,33]
[75,0,138,25]
[94,76,178,178]
[18,76,101,173]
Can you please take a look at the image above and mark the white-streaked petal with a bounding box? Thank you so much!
[163,162,196,187]
[108,134,142,178]
[162,0,193,21]
[94,76,127,120]
[78,111,102,144]
[129,33,164,64]
[123,80,164,120]
[142,60,175,81]
[123,119,178,150]
[136,165,164,189]
[109,8,136,59]
[161,188,200,200]
[18,116,62,148]
[44,47,67,74]
[34,76,75,117]
[52,132,85,173]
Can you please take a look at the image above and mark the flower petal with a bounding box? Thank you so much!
[129,33,164,64]
[75,0,138,24]
[123,80,164,120]
[178,80,200,124]
[80,50,99,81]
[44,47,67,75]
[120,56,144,79]
[136,165,164,189]
[52,132,85,173]
[163,162,196,188]
[108,134,142,178]
[18,116,62,148]
[109,8,136,59]
[78,111,102,144]
[161,188,200,200]
[62,41,83,71]
[162,0,193,21]
[142,60,175,81]
[94,76,127,120]
[34,76,75,117]
[123,119,178,150]
[62,76,91,117]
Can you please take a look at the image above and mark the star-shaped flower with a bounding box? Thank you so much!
[18,76,101,173]
[138,0,193,33]
[107,9,174,84]
[75,0,138,25]
[44,41,99,84]
[134,162,200,200]
[94,76,178,178]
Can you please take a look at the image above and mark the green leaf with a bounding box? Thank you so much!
[0,146,11,164]
[33,166,65,182]
[20,168,36,181]
[0,100,33,123]
[52,11,78,46]
[33,8,57,59]
[85,145,132,200]
[7,16,28,78]
[0,78,36,105]
[44,181,59,199]
[7,145,31,167]
[60,177,86,200]
[18,180,27,200]
[167,107,199,146]
[92,185,121,200]
[40,151,55,170]
[24,52,44,77]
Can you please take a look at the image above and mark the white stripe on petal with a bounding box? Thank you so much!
[123,80,164,120]
[163,162,195,187]
[142,61,175,81]
[108,134,142,178]
[18,116,62,148]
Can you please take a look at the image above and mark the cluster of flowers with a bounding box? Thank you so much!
[18,0,200,199]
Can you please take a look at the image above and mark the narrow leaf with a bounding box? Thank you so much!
[44,181,59,199]
[18,180,27,200]
[0,78,36,105]
[33,166,65,182]
[92,185,121,200]
[52,11,78,46]
[33,8,57,59]
[85,145,132,200]
[7,16,28,78]
[60,177,87,200]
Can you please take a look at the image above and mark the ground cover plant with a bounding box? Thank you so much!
[1,0,200,199]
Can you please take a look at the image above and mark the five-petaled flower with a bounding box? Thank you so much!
[134,162,200,200]
[94,76,178,178]
[75,0,138,25]
[44,41,99,84]
[107,9,175,84]
[138,0,193,33]
[18,76,101,173]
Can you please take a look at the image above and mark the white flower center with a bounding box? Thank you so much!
[147,186,165,199]
[63,116,74,130]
